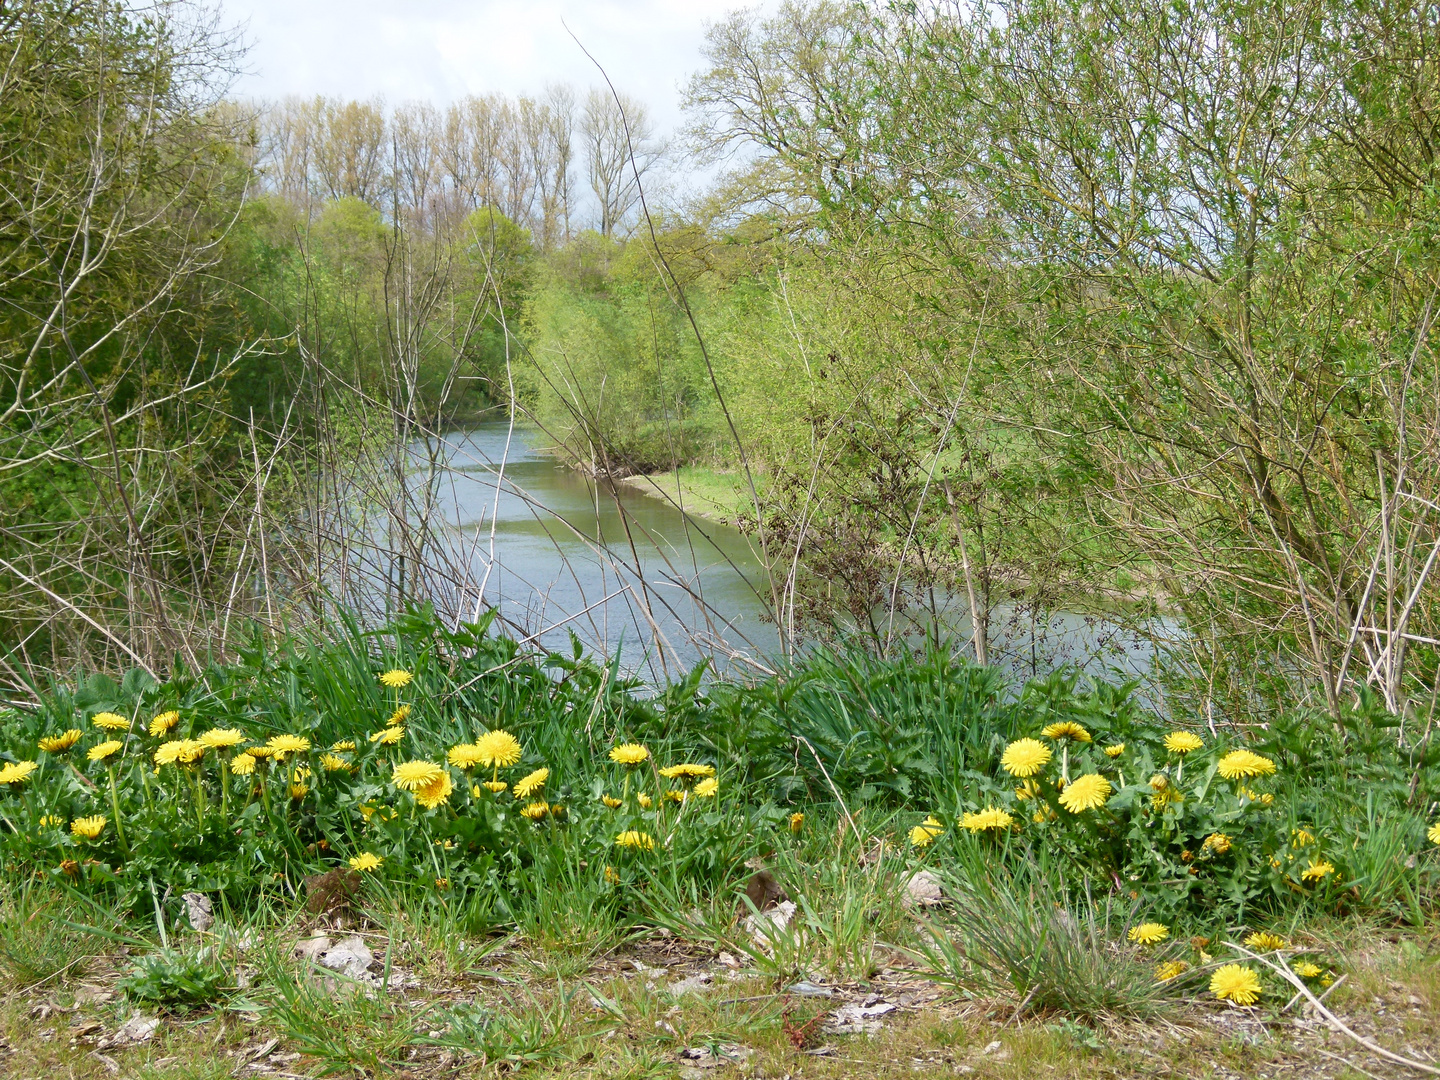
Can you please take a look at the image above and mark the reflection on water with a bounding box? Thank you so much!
[421,422,778,681]
[412,422,1164,685]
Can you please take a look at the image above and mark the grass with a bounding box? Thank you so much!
[618,464,753,521]
[0,613,1437,1075]
[0,872,1435,1080]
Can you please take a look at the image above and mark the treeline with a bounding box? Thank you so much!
[5,0,1440,733]
[525,0,1440,729]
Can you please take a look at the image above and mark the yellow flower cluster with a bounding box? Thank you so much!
[961,807,1015,832]
[1128,922,1168,946]
[1041,721,1091,743]
[615,829,655,850]
[609,743,649,766]
[1058,773,1111,813]
[910,816,944,847]
[379,669,413,688]
[92,712,129,731]
[1217,749,1276,780]
[1000,738,1051,777]
[0,760,37,784]
[1163,731,1203,754]
[1210,964,1262,1005]
[38,730,82,753]
[149,711,180,737]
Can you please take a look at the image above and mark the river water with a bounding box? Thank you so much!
[412,421,1162,685]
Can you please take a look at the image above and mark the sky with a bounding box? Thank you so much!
[220,0,761,136]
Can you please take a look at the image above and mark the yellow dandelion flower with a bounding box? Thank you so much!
[1217,749,1276,780]
[331,740,356,752]
[1300,859,1336,883]
[435,877,450,890]
[289,782,309,799]
[474,729,523,768]
[693,777,719,798]
[1058,773,1111,813]
[154,739,204,766]
[0,760,37,785]
[1163,731,1203,754]
[349,852,382,872]
[1210,964,1262,1005]
[1201,833,1232,855]
[91,712,128,731]
[615,830,655,851]
[1243,931,1286,951]
[790,812,805,833]
[1103,743,1126,757]
[229,752,257,776]
[70,815,107,839]
[637,792,652,808]
[604,865,620,884]
[482,780,508,793]
[1014,779,1040,801]
[387,704,411,727]
[1041,721,1091,743]
[148,711,180,737]
[38,814,64,829]
[1033,806,1056,823]
[379,669,412,688]
[659,763,715,780]
[1291,828,1315,847]
[416,770,454,809]
[609,743,649,766]
[961,807,1015,832]
[1429,821,1440,846]
[910,815,944,847]
[320,753,351,772]
[392,760,444,791]
[664,789,687,803]
[266,734,310,759]
[370,726,404,744]
[245,745,276,759]
[513,767,549,799]
[447,743,487,770]
[520,800,549,820]
[198,728,245,750]
[38,729,82,753]
[601,795,622,808]
[1128,922,1169,946]
[1000,738,1052,777]
[1293,961,1323,979]
[1155,960,1189,981]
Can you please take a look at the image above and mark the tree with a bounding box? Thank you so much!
[580,88,665,237]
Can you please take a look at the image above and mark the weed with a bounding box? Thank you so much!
[118,947,231,1010]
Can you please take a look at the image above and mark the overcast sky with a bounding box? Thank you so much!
[221,0,760,135]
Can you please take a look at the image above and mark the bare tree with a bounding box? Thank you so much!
[580,88,665,237]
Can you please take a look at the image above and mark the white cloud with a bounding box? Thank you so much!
[222,0,760,134]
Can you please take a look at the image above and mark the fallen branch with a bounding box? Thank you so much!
[1224,941,1440,1076]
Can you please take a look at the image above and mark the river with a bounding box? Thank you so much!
[408,421,1163,685]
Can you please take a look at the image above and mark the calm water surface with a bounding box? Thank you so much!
[419,422,1162,684]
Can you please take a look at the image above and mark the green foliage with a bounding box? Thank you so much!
[0,610,1434,937]
[117,947,230,1010]
[915,849,1185,1020]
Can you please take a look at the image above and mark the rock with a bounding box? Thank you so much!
[320,935,374,980]
[903,870,945,909]
[181,892,213,933]
[668,972,714,997]
[294,934,332,962]
[96,1015,158,1049]
[678,1043,752,1069]
[786,980,833,997]
[825,1000,896,1035]
[743,899,796,948]
[716,951,741,970]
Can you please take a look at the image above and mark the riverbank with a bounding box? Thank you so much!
[616,466,751,524]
